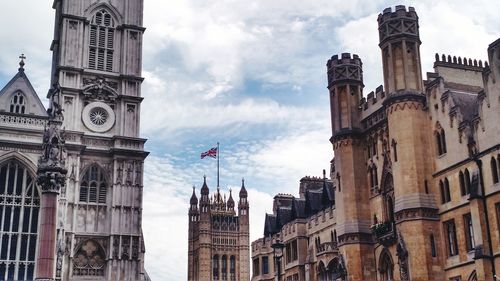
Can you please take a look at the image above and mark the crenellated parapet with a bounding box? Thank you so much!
[378,6,419,46]
[327,53,363,88]
[434,53,488,71]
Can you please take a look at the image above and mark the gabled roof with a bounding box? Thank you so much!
[0,68,47,116]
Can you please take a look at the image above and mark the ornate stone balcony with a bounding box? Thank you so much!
[316,242,339,256]
[371,221,397,246]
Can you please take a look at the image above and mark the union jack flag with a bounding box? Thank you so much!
[201,147,218,159]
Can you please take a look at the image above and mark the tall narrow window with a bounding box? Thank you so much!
[436,131,443,155]
[464,214,475,251]
[262,256,269,274]
[0,160,39,281]
[221,255,227,280]
[464,169,471,195]
[436,126,447,156]
[459,171,466,196]
[491,157,499,184]
[252,258,260,276]
[229,256,236,280]
[89,9,115,71]
[391,139,398,162]
[440,180,445,204]
[213,255,219,280]
[444,220,458,256]
[430,234,437,257]
[80,165,107,204]
[444,178,451,203]
[9,92,26,114]
[441,129,447,154]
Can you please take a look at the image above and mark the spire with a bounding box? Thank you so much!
[201,175,209,195]
[18,53,26,71]
[227,188,235,209]
[239,178,248,198]
[190,186,198,205]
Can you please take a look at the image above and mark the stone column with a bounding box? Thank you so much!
[35,83,67,281]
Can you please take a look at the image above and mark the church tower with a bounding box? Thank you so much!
[327,54,377,280]
[188,178,250,281]
[379,6,442,280]
[50,1,148,280]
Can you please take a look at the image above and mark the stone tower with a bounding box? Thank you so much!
[188,178,250,281]
[50,1,148,280]
[327,53,376,280]
[379,6,442,280]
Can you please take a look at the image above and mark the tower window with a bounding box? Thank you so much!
[491,157,499,184]
[80,165,107,204]
[73,240,106,276]
[444,219,458,256]
[89,9,115,71]
[463,213,475,251]
[9,92,26,114]
[436,127,447,156]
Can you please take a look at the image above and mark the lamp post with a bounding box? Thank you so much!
[272,239,285,281]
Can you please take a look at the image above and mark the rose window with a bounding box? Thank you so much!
[89,107,109,126]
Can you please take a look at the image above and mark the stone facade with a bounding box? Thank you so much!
[252,6,500,281]
[188,178,250,281]
[0,0,149,280]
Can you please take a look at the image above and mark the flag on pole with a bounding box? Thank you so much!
[201,147,218,159]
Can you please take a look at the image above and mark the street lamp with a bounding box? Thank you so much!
[272,239,285,281]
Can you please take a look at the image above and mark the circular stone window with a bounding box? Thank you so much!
[82,102,115,133]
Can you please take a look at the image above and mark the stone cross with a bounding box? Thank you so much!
[19,53,26,70]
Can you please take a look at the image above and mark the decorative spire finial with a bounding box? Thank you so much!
[242,178,245,187]
[19,54,26,71]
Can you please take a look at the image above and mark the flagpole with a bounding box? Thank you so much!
[217,142,220,187]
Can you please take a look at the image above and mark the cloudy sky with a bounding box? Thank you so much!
[0,0,498,280]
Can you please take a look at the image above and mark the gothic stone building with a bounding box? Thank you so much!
[188,178,250,281]
[0,0,149,280]
[252,6,500,281]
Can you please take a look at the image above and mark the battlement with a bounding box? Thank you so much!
[434,53,488,71]
[378,6,417,23]
[327,53,363,87]
[300,176,324,182]
[378,6,419,46]
[359,85,385,111]
[327,53,362,68]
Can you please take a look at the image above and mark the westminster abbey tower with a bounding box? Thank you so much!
[0,0,148,280]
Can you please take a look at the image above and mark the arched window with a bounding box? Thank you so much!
[229,256,236,281]
[491,157,499,184]
[213,255,219,280]
[435,124,447,156]
[459,171,466,196]
[379,251,394,281]
[0,160,39,281]
[89,9,115,71]
[444,178,451,203]
[221,255,227,280]
[73,239,106,276]
[464,169,471,195]
[9,92,26,114]
[439,180,445,204]
[80,165,107,204]
[369,165,378,189]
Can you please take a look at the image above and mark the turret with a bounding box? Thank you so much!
[378,5,424,95]
[189,186,199,217]
[238,179,248,214]
[227,189,235,210]
[327,53,363,141]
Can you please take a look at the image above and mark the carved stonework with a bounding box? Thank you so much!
[82,77,119,102]
[396,231,409,281]
[37,83,68,194]
[395,207,439,222]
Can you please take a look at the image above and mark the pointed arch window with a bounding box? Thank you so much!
[435,124,447,156]
[491,157,499,184]
[89,9,115,72]
[73,239,106,276]
[80,165,107,204]
[229,256,236,280]
[213,255,219,280]
[379,251,394,281]
[0,160,39,281]
[440,178,451,204]
[464,169,471,195]
[9,92,26,114]
[221,255,228,280]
